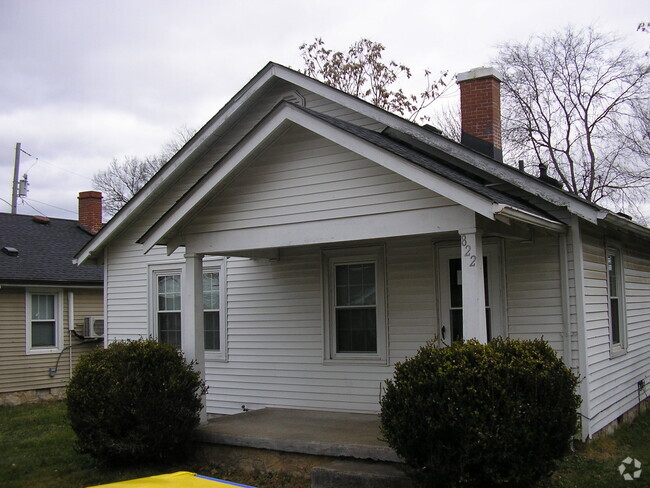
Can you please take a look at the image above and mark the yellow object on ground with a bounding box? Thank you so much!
[88,471,257,488]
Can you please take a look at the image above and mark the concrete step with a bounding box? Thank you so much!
[311,460,414,488]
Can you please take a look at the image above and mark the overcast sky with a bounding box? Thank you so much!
[0,0,646,219]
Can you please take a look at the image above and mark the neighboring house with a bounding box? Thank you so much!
[0,192,104,405]
[75,64,650,439]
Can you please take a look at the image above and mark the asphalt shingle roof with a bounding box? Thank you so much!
[0,213,103,285]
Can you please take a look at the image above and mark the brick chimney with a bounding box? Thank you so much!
[78,191,103,235]
[457,67,503,162]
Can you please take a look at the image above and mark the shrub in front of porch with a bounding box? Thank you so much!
[380,338,580,488]
[66,339,207,465]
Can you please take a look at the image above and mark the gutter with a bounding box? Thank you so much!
[601,212,650,240]
[492,204,566,232]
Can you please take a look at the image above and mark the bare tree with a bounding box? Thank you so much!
[495,26,650,217]
[300,38,449,122]
[93,126,195,216]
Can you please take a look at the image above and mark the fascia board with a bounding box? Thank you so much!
[75,64,281,265]
[140,103,497,252]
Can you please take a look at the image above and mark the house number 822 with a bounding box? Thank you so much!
[460,234,477,267]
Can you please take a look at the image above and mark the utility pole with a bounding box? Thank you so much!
[11,142,21,214]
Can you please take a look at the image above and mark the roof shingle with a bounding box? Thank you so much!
[0,213,103,285]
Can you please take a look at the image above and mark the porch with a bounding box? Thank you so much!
[194,407,412,487]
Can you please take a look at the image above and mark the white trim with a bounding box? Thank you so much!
[570,216,591,439]
[150,265,183,348]
[185,206,474,256]
[25,288,64,355]
[493,204,565,232]
[204,260,228,362]
[322,246,387,364]
[605,243,627,357]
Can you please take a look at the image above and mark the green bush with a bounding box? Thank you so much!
[380,338,581,487]
[66,339,208,465]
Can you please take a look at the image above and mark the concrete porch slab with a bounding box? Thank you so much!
[195,407,401,463]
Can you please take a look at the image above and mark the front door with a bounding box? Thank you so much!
[438,242,505,343]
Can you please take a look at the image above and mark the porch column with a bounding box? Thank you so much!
[459,229,488,343]
[182,252,207,423]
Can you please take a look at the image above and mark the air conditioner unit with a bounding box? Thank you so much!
[83,316,105,339]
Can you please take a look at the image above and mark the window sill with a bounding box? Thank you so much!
[205,351,227,362]
[324,354,388,366]
[26,347,61,355]
[610,346,627,359]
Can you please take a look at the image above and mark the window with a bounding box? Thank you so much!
[606,247,626,352]
[157,273,182,348]
[26,290,62,353]
[151,263,225,354]
[323,247,386,362]
[203,271,220,351]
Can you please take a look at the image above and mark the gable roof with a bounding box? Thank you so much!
[75,62,650,264]
[138,101,565,253]
[0,213,103,286]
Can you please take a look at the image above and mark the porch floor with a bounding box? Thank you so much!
[195,407,401,463]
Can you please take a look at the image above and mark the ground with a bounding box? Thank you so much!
[0,401,648,487]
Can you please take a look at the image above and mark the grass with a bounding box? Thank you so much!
[537,405,650,488]
[0,402,308,488]
[1,401,648,488]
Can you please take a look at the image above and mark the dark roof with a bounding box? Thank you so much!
[0,213,103,285]
[295,103,554,220]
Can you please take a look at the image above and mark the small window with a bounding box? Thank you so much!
[323,247,386,363]
[26,290,62,353]
[606,247,626,352]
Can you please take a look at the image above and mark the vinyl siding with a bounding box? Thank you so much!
[0,287,103,394]
[183,125,457,236]
[505,234,565,356]
[204,237,437,414]
[582,233,650,434]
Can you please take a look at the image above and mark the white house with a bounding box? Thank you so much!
[75,63,650,440]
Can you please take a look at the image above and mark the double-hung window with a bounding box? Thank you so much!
[606,247,626,353]
[152,263,225,354]
[203,271,220,351]
[157,273,182,348]
[26,290,62,353]
[323,247,386,363]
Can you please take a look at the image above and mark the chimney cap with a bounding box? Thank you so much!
[457,67,502,83]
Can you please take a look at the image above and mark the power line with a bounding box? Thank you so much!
[19,199,48,217]
[19,146,93,182]
[0,197,12,211]
[22,197,76,215]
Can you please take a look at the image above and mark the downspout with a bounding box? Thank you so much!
[570,216,591,440]
[68,291,74,378]
[558,233,572,368]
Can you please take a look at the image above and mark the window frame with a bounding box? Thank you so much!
[203,265,227,361]
[322,246,387,364]
[605,245,627,356]
[149,260,227,359]
[25,288,63,354]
